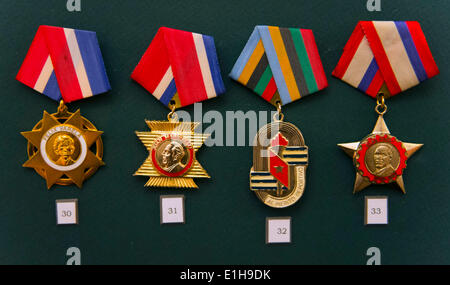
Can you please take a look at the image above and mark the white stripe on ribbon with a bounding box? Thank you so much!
[64,28,93,98]
[373,21,419,91]
[192,33,216,99]
[342,36,374,88]
[34,56,54,93]
[153,66,174,99]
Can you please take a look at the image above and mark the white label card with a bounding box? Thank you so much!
[56,199,78,225]
[160,195,185,224]
[365,196,388,225]
[266,217,291,244]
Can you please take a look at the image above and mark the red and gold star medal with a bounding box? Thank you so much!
[230,26,328,207]
[333,21,439,193]
[17,25,111,188]
[131,27,225,188]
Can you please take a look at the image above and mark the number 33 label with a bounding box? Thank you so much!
[365,196,388,225]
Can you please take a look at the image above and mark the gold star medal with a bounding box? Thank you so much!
[338,97,423,193]
[333,21,439,194]
[131,27,226,188]
[22,101,104,188]
[134,112,210,188]
[16,25,111,189]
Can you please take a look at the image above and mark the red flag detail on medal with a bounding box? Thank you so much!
[131,27,225,108]
[332,21,439,97]
[16,25,111,103]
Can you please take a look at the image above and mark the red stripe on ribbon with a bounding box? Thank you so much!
[131,28,171,94]
[261,77,277,101]
[16,26,49,88]
[163,28,208,107]
[301,29,328,90]
[365,70,384,97]
[332,23,365,79]
[43,26,83,102]
[360,21,402,95]
[406,21,439,79]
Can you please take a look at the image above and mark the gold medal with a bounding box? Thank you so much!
[22,101,104,189]
[134,106,210,188]
[251,107,308,208]
[338,94,423,193]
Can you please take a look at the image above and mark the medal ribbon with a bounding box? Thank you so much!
[131,27,226,109]
[16,25,111,103]
[230,26,328,106]
[333,21,439,98]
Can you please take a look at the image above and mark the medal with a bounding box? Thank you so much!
[230,26,328,208]
[131,27,225,188]
[17,25,111,188]
[333,21,439,193]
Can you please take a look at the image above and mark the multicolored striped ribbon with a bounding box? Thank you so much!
[131,27,225,108]
[16,25,111,103]
[333,21,439,98]
[230,26,328,106]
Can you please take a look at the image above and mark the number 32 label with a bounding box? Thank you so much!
[266,217,291,244]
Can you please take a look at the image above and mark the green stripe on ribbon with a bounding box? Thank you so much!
[289,28,318,93]
[254,66,273,95]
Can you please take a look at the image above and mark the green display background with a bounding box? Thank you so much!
[0,0,449,265]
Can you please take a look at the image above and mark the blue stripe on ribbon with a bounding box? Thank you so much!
[251,180,278,183]
[258,25,292,104]
[283,154,308,158]
[250,172,272,176]
[202,35,225,95]
[75,29,111,95]
[229,28,260,80]
[159,79,177,105]
[285,146,308,151]
[395,21,428,82]
[252,187,278,190]
[287,161,308,165]
[42,71,62,101]
[358,58,379,92]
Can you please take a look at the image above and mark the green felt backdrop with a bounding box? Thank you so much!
[0,0,449,265]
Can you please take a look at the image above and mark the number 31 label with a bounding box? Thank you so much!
[160,195,185,224]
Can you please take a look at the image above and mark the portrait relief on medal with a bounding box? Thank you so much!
[47,133,81,166]
[156,140,189,173]
[364,142,400,177]
[152,135,194,177]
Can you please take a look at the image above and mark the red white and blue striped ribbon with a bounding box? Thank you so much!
[131,27,225,108]
[333,21,439,97]
[16,25,111,103]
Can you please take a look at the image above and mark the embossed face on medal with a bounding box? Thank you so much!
[251,122,309,208]
[365,142,401,177]
[152,135,194,177]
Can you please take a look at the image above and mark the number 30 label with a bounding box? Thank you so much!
[56,199,78,225]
